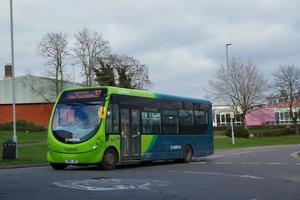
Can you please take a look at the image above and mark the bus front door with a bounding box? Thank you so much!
[120,108,141,160]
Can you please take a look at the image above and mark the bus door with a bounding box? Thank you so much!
[120,107,141,160]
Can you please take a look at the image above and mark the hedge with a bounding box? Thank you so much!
[0,120,46,132]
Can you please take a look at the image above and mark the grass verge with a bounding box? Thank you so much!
[215,135,300,150]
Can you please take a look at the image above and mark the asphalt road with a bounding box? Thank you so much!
[1,145,300,200]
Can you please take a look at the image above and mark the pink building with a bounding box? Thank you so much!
[246,108,275,126]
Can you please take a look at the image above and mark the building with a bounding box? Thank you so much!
[0,64,80,127]
[213,99,300,127]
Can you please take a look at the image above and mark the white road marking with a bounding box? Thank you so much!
[168,171,263,180]
[208,155,225,158]
[242,162,260,165]
[266,162,288,165]
[296,163,300,165]
[232,151,253,155]
[53,178,170,191]
[291,151,300,159]
[214,162,232,165]
[190,162,207,165]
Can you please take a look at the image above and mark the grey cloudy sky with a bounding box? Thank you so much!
[1,0,300,99]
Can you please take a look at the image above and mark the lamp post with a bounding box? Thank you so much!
[225,43,235,145]
[10,0,17,158]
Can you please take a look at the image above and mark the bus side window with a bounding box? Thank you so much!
[179,109,194,134]
[162,110,178,134]
[142,111,161,134]
[106,104,119,134]
[194,109,208,134]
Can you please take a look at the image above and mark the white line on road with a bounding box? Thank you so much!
[266,163,288,165]
[296,163,300,165]
[190,162,207,165]
[214,162,233,165]
[242,162,260,165]
[168,171,263,180]
[231,151,253,155]
[209,155,225,158]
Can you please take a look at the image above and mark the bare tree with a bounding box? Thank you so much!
[73,28,110,86]
[272,65,300,133]
[94,54,152,90]
[37,32,68,97]
[209,58,267,127]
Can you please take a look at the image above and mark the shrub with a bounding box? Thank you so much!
[253,128,297,137]
[0,120,46,132]
[225,126,250,138]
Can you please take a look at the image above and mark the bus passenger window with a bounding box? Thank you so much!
[179,110,194,134]
[162,110,178,134]
[142,112,161,134]
[194,109,208,134]
[106,104,119,134]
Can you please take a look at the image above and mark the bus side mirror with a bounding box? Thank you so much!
[99,106,107,119]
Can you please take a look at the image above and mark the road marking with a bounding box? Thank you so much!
[214,162,232,165]
[168,171,263,180]
[296,163,300,165]
[266,162,288,165]
[190,162,207,165]
[242,162,260,165]
[291,151,300,159]
[209,155,225,158]
[54,178,170,191]
[232,151,253,155]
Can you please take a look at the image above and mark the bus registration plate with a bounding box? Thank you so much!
[65,160,78,164]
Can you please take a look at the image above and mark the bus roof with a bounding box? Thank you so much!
[62,86,211,105]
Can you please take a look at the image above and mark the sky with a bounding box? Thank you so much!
[1,0,300,100]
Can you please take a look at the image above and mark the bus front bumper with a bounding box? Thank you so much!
[47,148,105,165]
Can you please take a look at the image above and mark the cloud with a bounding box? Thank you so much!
[1,0,300,100]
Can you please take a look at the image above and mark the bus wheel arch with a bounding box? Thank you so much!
[182,144,193,163]
[99,147,119,170]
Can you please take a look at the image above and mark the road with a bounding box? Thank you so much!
[0,145,300,200]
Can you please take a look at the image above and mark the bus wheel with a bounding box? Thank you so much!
[182,145,193,163]
[50,163,67,170]
[100,148,118,170]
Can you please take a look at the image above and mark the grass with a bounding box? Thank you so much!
[0,129,300,167]
[214,135,300,150]
[0,131,47,144]
[0,131,48,167]
[0,144,47,167]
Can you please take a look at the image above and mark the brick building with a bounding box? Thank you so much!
[0,64,80,128]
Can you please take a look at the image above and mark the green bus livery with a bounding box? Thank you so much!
[47,86,213,170]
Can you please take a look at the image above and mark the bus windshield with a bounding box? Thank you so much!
[52,89,107,144]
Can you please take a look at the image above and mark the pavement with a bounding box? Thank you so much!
[0,145,300,200]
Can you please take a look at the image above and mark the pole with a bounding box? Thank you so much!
[230,118,235,145]
[226,43,235,145]
[10,0,17,158]
[72,64,75,88]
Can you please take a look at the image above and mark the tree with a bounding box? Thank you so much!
[272,65,300,133]
[37,32,68,97]
[209,58,267,127]
[94,54,152,90]
[94,57,116,86]
[73,28,111,87]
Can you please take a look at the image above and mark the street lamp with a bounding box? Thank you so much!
[10,0,17,158]
[225,43,235,145]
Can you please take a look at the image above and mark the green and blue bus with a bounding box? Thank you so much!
[47,86,213,170]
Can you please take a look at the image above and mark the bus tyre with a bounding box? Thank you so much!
[100,148,118,170]
[182,145,193,163]
[50,163,67,170]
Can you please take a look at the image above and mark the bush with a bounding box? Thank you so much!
[225,126,250,138]
[214,126,229,131]
[0,120,46,132]
[252,128,297,137]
